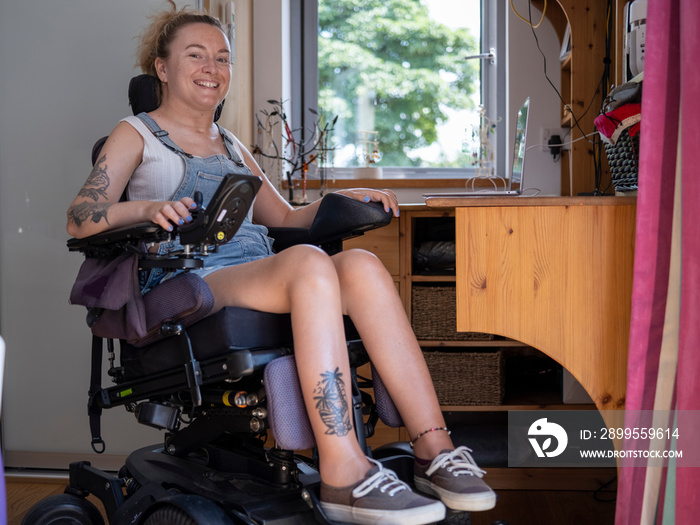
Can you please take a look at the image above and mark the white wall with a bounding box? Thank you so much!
[251,0,293,193]
[507,4,563,196]
[0,0,195,470]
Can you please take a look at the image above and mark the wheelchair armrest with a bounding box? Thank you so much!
[265,227,314,252]
[67,173,261,265]
[67,223,170,256]
[267,194,393,254]
[309,193,393,248]
[67,222,207,272]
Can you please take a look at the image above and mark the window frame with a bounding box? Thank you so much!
[292,0,506,180]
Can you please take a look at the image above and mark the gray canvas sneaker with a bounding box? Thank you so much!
[414,446,496,512]
[320,458,446,525]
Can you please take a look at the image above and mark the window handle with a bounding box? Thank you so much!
[464,48,496,66]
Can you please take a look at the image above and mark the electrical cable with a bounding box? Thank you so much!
[568,141,574,196]
[525,131,599,154]
[597,0,615,194]
[465,175,507,191]
[593,475,618,503]
[511,0,547,28]
[525,1,590,144]
[524,0,615,194]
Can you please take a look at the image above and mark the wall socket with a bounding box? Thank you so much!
[539,128,569,152]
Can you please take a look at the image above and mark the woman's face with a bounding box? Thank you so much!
[155,22,232,112]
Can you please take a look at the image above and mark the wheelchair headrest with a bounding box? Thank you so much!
[128,74,225,122]
[128,74,160,115]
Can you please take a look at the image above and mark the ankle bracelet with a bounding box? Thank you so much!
[409,427,451,448]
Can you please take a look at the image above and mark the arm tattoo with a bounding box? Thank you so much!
[313,368,353,437]
[69,154,113,227]
[68,202,112,228]
[78,154,110,201]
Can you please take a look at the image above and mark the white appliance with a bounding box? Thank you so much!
[625,0,647,80]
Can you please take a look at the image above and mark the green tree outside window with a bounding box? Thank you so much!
[319,0,479,168]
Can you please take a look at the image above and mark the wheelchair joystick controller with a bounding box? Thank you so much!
[177,190,206,250]
[177,173,261,249]
[192,190,203,215]
[176,190,205,258]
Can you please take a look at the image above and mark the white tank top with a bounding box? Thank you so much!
[121,115,186,202]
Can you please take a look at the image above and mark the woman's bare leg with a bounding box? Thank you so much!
[330,249,454,460]
[203,245,372,486]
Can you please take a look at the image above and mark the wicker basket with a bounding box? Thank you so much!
[412,286,494,341]
[423,350,504,406]
[604,127,639,193]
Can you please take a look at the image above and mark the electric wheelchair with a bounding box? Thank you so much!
[22,77,472,525]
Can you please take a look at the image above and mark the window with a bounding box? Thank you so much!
[294,0,506,178]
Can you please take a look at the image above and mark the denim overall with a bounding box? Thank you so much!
[135,113,274,293]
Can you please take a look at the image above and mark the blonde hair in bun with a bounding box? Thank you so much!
[137,1,226,95]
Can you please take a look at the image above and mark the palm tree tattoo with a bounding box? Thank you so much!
[313,368,353,437]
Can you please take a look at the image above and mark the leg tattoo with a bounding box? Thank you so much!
[313,368,353,437]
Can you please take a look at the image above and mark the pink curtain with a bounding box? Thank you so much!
[615,0,700,524]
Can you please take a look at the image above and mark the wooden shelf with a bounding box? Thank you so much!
[419,340,528,348]
[411,275,456,283]
[480,467,617,491]
[561,112,572,128]
[441,390,596,412]
[441,403,595,412]
[560,53,572,70]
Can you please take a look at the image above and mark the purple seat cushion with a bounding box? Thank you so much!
[133,272,215,347]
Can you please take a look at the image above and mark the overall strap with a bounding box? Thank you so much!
[135,112,192,158]
[216,124,246,167]
[136,112,245,166]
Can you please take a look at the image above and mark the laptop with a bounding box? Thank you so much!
[423,97,531,198]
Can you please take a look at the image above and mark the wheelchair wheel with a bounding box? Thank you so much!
[143,506,197,525]
[21,493,104,525]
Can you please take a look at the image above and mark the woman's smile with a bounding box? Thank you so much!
[194,79,220,89]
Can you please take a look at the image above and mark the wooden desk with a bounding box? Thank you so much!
[426,196,637,414]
